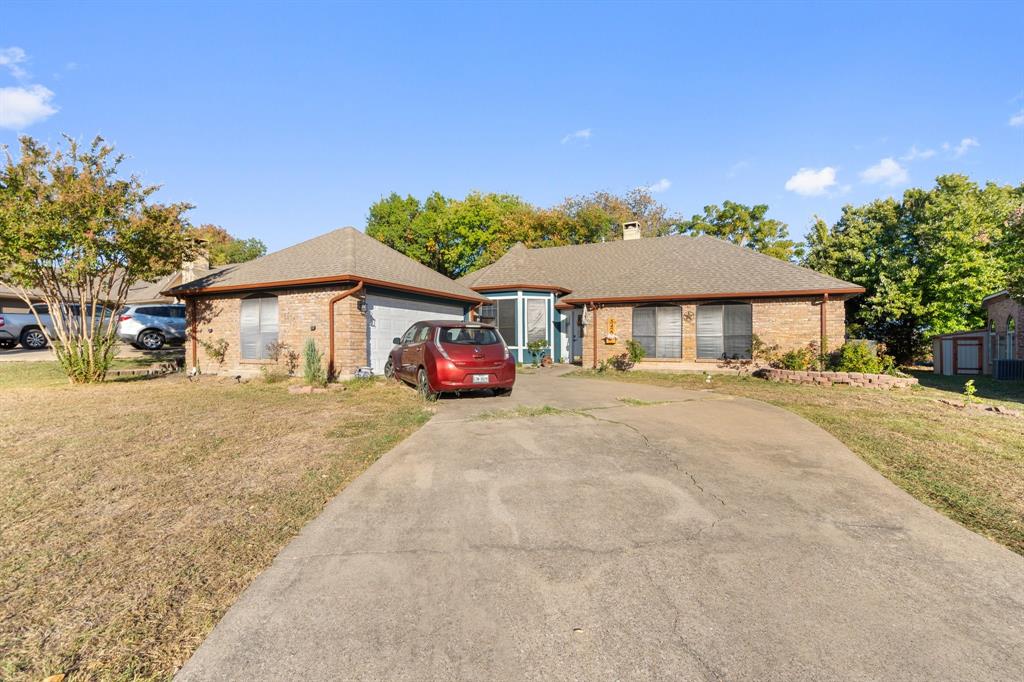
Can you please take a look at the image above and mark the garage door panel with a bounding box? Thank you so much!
[366,294,464,374]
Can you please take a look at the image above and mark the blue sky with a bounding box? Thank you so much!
[2,1,1022,251]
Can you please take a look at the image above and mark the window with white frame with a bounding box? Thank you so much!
[525,298,547,344]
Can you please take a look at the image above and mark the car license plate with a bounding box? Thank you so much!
[472,374,490,384]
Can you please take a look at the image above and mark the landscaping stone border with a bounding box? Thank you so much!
[757,368,918,389]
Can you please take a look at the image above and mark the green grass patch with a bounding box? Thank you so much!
[617,397,671,407]
[475,404,570,420]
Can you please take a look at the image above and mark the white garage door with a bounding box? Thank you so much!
[365,293,465,374]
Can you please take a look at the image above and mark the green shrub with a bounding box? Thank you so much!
[625,339,646,364]
[526,339,548,366]
[830,341,900,375]
[778,346,817,371]
[199,337,228,364]
[302,338,327,387]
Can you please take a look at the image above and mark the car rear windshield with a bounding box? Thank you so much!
[438,326,502,345]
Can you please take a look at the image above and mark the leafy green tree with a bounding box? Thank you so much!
[805,175,1023,362]
[367,188,678,276]
[0,135,194,383]
[191,223,267,265]
[554,188,677,242]
[675,201,803,261]
[1003,204,1024,301]
[366,191,535,278]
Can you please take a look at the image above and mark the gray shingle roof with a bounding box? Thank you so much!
[169,227,487,303]
[458,235,863,302]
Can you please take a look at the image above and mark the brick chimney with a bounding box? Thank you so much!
[622,221,642,241]
[182,238,211,284]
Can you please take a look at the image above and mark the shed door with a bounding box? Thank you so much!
[956,339,982,374]
[365,294,464,374]
[941,339,953,375]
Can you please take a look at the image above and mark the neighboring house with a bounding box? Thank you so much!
[459,223,864,367]
[0,248,216,312]
[0,284,43,314]
[167,227,487,377]
[931,289,1021,376]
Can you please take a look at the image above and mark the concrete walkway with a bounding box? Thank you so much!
[178,368,1024,681]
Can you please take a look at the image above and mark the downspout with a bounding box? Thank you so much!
[820,292,829,354]
[591,303,599,369]
[189,298,198,369]
[328,281,365,380]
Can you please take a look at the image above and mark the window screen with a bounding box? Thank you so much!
[632,306,681,358]
[240,295,278,360]
[526,299,547,344]
[496,299,517,346]
[697,303,752,359]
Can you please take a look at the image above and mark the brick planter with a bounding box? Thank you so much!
[757,368,918,389]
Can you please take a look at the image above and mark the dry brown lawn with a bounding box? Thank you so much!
[0,364,431,680]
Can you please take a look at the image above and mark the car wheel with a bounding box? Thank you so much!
[0,339,16,350]
[20,328,48,349]
[384,357,395,380]
[417,368,438,402]
[138,330,165,351]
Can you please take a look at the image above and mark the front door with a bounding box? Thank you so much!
[569,309,583,363]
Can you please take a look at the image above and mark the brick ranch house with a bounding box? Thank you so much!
[458,223,864,369]
[167,228,487,377]
[168,223,864,377]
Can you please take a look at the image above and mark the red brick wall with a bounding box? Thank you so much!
[580,296,847,368]
[985,294,1023,364]
[187,285,367,377]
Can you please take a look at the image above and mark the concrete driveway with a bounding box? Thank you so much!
[178,368,1024,681]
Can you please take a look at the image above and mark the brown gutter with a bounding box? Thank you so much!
[328,281,364,379]
[560,287,865,306]
[166,274,485,304]
[189,298,198,368]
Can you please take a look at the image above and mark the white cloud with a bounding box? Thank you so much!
[644,178,671,193]
[784,167,837,196]
[0,85,58,129]
[900,145,936,161]
[1009,110,1024,127]
[560,128,591,144]
[0,47,28,79]
[860,157,908,186]
[951,137,979,157]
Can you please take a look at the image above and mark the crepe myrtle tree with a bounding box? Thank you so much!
[0,135,195,383]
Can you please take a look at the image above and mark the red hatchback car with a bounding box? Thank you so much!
[384,320,516,399]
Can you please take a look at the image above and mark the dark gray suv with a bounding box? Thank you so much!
[116,304,187,350]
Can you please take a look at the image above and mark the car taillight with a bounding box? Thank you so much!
[0,315,4,328]
[503,344,511,360]
[433,328,452,361]
[118,314,132,322]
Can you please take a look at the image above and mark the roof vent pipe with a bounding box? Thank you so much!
[622,221,641,240]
